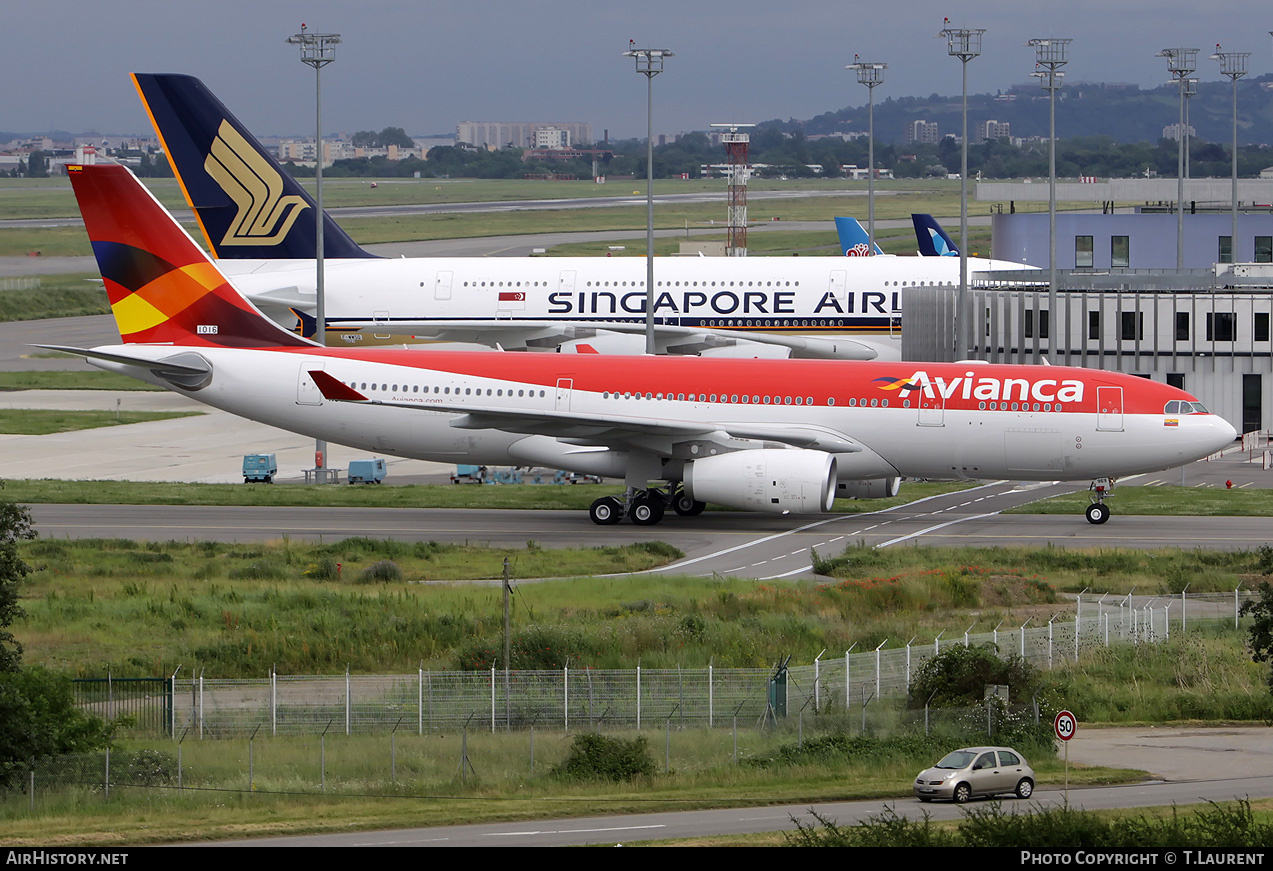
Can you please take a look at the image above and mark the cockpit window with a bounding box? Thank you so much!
[1166,400,1209,415]
[1189,402,1208,413]
[1164,400,1181,414]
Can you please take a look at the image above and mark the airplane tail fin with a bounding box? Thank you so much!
[66,163,315,348]
[131,72,375,261]
[911,214,959,257]
[833,216,883,256]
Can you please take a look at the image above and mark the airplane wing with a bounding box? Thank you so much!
[318,319,879,360]
[307,369,863,456]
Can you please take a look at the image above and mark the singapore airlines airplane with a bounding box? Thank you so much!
[132,73,1033,360]
[50,164,1234,528]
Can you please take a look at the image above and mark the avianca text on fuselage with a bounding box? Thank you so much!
[877,369,1087,405]
[545,288,899,318]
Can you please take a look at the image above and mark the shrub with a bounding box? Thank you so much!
[358,560,402,583]
[303,558,340,581]
[552,733,656,782]
[908,643,1038,709]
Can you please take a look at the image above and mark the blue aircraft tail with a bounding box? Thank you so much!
[131,73,375,261]
[912,214,959,257]
[833,217,884,256]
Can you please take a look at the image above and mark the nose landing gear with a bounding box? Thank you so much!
[1085,478,1115,524]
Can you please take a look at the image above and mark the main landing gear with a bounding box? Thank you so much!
[589,486,706,525]
[1085,477,1114,524]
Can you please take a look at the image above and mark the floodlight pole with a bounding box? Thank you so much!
[624,46,673,355]
[288,24,340,482]
[847,59,887,251]
[1213,49,1250,261]
[1030,38,1070,362]
[942,26,985,360]
[1158,48,1198,269]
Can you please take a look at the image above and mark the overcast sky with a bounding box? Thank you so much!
[4,1,1261,140]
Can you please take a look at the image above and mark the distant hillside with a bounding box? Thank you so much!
[787,75,1273,146]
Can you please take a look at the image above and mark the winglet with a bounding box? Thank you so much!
[309,369,368,402]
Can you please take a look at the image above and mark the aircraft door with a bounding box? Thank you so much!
[297,361,325,406]
[555,378,573,411]
[373,310,390,339]
[829,270,847,314]
[917,390,945,426]
[434,271,453,301]
[1097,386,1124,432]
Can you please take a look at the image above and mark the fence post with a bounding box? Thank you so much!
[874,640,887,699]
[345,666,351,736]
[709,661,714,728]
[491,665,496,734]
[813,650,824,713]
[636,662,641,731]
[844,643,856,717]
[418,666,423,736]
[198,673,204,740]
[270,667,277,736]
[563,665,569,733]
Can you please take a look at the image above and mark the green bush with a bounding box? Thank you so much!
[357,560,402,583]
[786,799,1273,848]
[552,733,656,782]
[908,643,1038,709]
[303,558,340,581]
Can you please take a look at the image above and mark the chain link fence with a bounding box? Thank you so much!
[121,591,1252,739]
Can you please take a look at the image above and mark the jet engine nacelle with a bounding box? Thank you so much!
[684,449,837,514]
[836,477,902,499]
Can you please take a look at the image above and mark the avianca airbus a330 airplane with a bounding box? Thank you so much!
[52,164,1234,526]
[132,73,1033,361]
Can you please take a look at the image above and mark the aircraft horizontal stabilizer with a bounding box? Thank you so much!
[35,344,210,376]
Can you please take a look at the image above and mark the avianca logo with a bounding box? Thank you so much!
[204,120,308,247]
[876,370,1086,403]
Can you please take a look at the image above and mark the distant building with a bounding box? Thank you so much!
[905,120,938,145]
[1162,123,1196,142]
[457,121,593,149]
[533,127,570,149]
[980,119,1011,142]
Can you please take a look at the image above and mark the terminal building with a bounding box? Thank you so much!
[902,179,1273,436]
[902,269,1272,436]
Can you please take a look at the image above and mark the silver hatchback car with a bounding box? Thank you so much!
[913,746,1035,803]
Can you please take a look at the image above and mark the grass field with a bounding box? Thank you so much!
[14,534,1270,677]
[0,409,202,435]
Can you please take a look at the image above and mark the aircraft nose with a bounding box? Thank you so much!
[1213,415,1238,449]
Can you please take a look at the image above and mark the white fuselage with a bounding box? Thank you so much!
[90,345,1234,490]
[221,254,1031,359]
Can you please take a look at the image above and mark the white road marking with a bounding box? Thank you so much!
[484,824,666,837]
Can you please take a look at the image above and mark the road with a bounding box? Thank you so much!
[185,725,1273,847]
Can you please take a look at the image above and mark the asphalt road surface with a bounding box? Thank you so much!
[185,725,1273,847]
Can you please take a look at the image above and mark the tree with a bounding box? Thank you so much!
[0,493,34,674]
[908,643,1038,708]
[0,488,111,788]
[0,668,113,789]
[25,151,48,179]
[1242,577,1273,692]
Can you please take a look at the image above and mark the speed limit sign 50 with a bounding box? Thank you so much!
[1054,710,1077,741]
